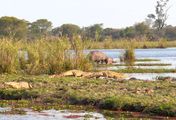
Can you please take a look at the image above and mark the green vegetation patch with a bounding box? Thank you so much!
[115,68,176,73]
[0,74,176,117]
[0,108,26,115]
[135,59,161,62]
[115,63,171,66]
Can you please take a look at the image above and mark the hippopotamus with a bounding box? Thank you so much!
[88,51,113,64]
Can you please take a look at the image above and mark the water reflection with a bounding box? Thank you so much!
[0,108,105,120]
[127,73,176,80]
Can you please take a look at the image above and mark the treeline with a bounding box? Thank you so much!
[0,16,176,41]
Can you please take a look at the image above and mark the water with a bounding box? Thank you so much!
[1,48,176,119]
[20,48,176,80]
[85,48,176,80]
[127,73,176,80]
[85,48,176,58]
[22,48,176,69]
[0,108,105,120]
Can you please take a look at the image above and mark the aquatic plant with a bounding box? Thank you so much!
[120,46,135,66]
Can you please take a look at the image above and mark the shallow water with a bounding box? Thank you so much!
[85,48,176,80]
[85,48,176,69]
[21,48,176,80]
[85,48,176,58]
[0,108,106,120]
[127,73,176,80]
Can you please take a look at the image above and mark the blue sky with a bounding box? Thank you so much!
[0,0,175,28]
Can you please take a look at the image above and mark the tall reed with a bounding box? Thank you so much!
[0,39,19,73]
[84,38,176,49]
[69,36,93,71]
[120,42,135,66]
[0,37,93,75]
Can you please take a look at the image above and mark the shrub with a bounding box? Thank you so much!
[120,47,135,66]
[0,89,39,100]
[143,104,176,117]
[98,97,121,110]
[121,102,145,112]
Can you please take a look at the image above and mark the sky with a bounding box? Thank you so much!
[0,0,175,28]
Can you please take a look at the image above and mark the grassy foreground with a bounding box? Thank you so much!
[0,74,176,118]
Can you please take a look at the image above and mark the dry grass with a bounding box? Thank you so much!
[84,39,176,49]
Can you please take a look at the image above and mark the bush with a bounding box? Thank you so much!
[0,89,39,100]
[121,102,145,112]
[144,104,176,117]
[68,94,97,106]
[120,47,135,66]
[98,97,121,110]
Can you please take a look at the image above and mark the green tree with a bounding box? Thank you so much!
[164,26,176,40]
[134,22,150,36]
[102,28,121,39]
[0,16,28,39]
[52,24,80,38]
[29,19,52,39]
[122,27,136,38]
[82,24,103,41]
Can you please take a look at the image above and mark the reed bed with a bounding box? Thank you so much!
[0,37,93,74]
[1,37,176,74]
[0,39,19,73]
[84,39,176,49]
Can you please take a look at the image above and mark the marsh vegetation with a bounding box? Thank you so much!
[1,0,176,119]
[1,36,176,119]
[1,74,176,119]
[0,38,93,75]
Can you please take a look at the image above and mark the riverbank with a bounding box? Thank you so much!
[84,40,176,49]
[0,74,176,119]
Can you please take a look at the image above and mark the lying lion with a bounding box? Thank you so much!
[50,70,127,80]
